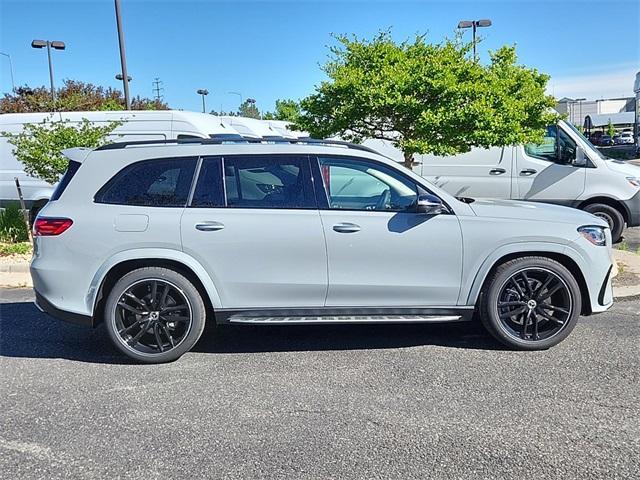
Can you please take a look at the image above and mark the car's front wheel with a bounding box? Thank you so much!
[104,267,206,363]
[480,256,582,350]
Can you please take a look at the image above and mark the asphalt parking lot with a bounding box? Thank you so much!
[1,288,638,479]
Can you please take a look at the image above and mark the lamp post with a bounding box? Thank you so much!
[457,19,492,61]
[0,52,15,92]
[115,74,132,82]
[31,39,65,104]
[228,91,243,111]
[114,0,131,110]
[197,89,209,113]
[575,97,586,127]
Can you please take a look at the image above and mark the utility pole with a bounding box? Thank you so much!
[114,0,131,110]
[152,77,164,102]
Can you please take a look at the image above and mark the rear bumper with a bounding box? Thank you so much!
[34,290,94,327]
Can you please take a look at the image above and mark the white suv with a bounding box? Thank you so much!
[31,139,614,363]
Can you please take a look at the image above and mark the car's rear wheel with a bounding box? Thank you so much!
[104,267,206,363]
[583,203,624,243]
[480,257,581,350]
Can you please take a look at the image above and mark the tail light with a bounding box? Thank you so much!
[34,217,73,236]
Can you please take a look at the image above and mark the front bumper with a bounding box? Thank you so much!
[621,189,640,227]
[34,290,94,327]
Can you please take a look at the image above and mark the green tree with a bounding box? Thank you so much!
[2,116,122,184]
[263,99,301,122]
[0,80,168,113]
[607,120,616,139]
[293,32,559,168]
[238,99,261,119]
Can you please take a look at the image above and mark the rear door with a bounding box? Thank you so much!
[180,154,327,309]
[417,147,513,199]
[515,125,586,201]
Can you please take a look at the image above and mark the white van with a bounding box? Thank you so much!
[0,110,243,216]
[364,120,640,243]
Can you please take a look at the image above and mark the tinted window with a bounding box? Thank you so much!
[191,157,224,207]
[95,157,197,207]
[525,125,577,164]
[223,155,314,209]
[318,157,418,212]
[50,160,81,201]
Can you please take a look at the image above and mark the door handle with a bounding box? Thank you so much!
[195,221,225,232]
[489,168,506,175]
[520,168,537,176]
[332,222,361,233]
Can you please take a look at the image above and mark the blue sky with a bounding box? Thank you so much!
[1,0,638,113]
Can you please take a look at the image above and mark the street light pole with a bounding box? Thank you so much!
[31,40,65,106]
[228,91,243,110]
[0,52,15,92]
[457,19,492,62]
[197,89,209,113]
[114,0,131,110]
[575,97,586,128]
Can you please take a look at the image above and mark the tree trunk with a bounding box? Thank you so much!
[403,151,414,169]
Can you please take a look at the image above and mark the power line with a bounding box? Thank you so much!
[152,77,164,102]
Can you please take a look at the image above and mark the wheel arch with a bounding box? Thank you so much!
[89,250,221,325]
[576,196,628,224]
[465,247,591,316]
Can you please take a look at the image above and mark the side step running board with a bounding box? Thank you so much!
[228,314,463,325]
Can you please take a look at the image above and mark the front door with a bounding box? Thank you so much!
[180,154,327,309]
[315,156,463,307]
[515,125,586,201]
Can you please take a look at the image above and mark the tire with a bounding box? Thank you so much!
[583,203,624,243]
[104,267,207,363]
[480,256,582,350]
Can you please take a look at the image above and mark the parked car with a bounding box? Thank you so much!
[32,138,613,363]
[599,135,614,146]
[0,111,244,219]
[377,120,640,243]
[615,132,635,145]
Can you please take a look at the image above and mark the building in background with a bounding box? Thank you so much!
[556,96,635,127]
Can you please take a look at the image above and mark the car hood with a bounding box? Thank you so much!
[468,198,608,227]
[604,158,640,177]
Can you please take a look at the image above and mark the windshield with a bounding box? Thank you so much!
[562,121,607,160]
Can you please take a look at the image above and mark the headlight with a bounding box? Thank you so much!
[578,226,606,246]
[626,176,640,187]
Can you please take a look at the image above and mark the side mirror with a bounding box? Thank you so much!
[416,193,446,215]
[573,146,587,167]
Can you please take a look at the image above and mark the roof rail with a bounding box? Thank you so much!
[95,137,381,155]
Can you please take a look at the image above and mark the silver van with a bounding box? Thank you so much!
[0,110,243,217]
[409,120,640,243]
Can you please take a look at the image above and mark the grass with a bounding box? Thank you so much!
[0,242,32,257]
[617,241,629,251]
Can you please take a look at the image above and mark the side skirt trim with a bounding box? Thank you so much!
[216,307,474,325]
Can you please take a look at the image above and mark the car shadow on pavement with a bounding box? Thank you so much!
[0,301,505,364]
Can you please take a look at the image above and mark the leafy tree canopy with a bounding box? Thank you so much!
[238,99,261,119]
[2,116,122,184]
[293,32,559,166]
[263,99,301,122]
[0,80,168,113]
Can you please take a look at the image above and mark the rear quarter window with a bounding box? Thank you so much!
[50,160,82,201]
[94,157,197,207]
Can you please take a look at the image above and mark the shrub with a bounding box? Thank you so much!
[0,203,30,243]
[0,242,32,256]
